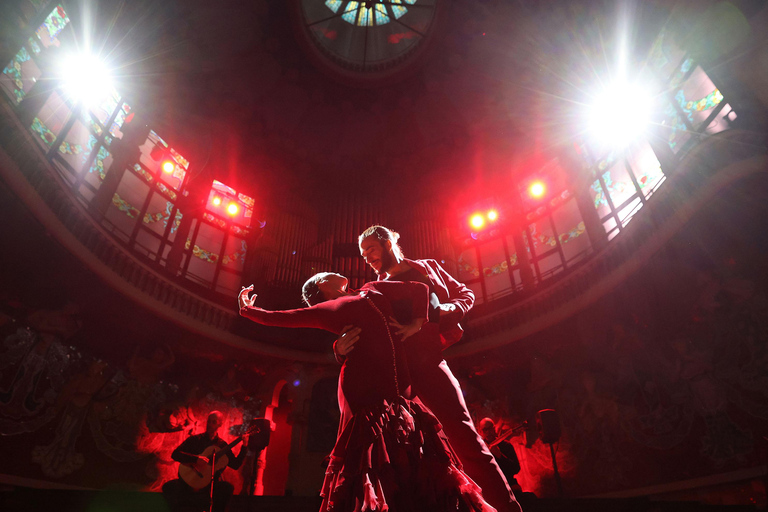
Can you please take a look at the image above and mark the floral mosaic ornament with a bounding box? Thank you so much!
[221,240,248,266]
[112,193,140,218]
[31,117,57,147]
[185,239,218,264]
[458,254,518,279]
[2,47,33,103]
[88,146,111,180]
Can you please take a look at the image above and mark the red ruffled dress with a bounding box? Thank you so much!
[240,281,495,512]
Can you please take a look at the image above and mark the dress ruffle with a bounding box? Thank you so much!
[320,397,496,512]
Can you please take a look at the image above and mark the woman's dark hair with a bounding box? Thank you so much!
[301,272,332,306]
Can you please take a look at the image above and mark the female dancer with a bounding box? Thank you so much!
[238,273,495,512]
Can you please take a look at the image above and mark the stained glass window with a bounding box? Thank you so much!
[674,66,725,131]
[551,198,590,265]
[142,193,181,237]
[457,247,480,282]
[648,27,735,157]
[90,88,121,128]
[186,222,225,284]
[479,238,515,301]
[87,146,112,183]
[0,5,71,104]
[106,171,150,243]
[527,217,558,257]
[626,142,665,200]
[221,237,248,268]
[601,162,635,211]
[35,4,70,49]
[648,29,687,86]
[30,91,72,149]
[0,47,42,104]
[456,247,485,305]
[108,102,134,139]
[57,120,98,176]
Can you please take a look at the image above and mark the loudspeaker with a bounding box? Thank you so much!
[248,418,271,448]
[536,409,561,444]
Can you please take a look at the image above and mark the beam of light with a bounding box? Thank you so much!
[212,196,222,206]
[61,53,113,108]
[529,181,546,198]
[162,161,175,173]
[587,79,653,150]
[487,210,498,221]
[227,203,239,216]
[470,214,485,230]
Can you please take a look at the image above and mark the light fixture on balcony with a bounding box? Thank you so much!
[470,214,485,230]
[61,53,113,108]
[587,79,653,150]
[529,181,546,198]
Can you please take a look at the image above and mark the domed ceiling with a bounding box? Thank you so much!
[88,0,670,212]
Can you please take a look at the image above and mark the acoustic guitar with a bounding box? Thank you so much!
[178,434,248,490]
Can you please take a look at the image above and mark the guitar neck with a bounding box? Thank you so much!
[220,436,243,454]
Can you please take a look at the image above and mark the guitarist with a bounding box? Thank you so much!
[478,417,523,493]
[163,411,248,512]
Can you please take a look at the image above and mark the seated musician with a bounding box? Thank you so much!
[478,417,523,493]
[162,411,248,512]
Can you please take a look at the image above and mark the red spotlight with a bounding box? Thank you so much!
[470,214,485,229]
[487,210,498,221]
[227,203,239,216]
[529,181,546,198]
[162,160,175,174]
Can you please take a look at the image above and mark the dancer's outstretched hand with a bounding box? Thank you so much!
[239,285,257,309]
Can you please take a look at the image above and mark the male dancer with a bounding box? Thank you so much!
[336,225,521,512]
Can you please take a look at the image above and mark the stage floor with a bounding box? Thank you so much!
[0,488,761,512]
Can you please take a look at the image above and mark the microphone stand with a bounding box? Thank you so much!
[209,451,216,512]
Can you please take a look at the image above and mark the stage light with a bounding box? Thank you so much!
[487,210,498,221]
[587,79,652,149]
[529,181,546,198]
[61,53,113,108]
[162,161,175,173]
[470,214,485,229]
[227,203,239,215]
[212,196,222,206]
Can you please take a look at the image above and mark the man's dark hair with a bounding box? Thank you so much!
[358,225,404,258]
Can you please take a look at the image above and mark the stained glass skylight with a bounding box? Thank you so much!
[298,0,440,78]
[325,0,417,26]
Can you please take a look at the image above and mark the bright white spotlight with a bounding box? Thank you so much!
[469,214,485,230]
[61,54,113,107]
[587,80,652,149]
[529,181,546,198]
